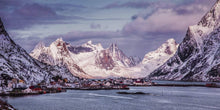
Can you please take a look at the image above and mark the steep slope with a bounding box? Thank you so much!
[149,0,220,81]
[141,39,178,74]
[31,40,139,78]
[124,38,178,78]
[108,43,138,67]
[30,38,90,78]
[0,18,76,85]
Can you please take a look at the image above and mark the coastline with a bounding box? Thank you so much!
[0,99,16,110]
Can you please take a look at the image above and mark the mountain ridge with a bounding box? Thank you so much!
[149,0,220,81]
[0,18,77,85]
[31,37,178,78]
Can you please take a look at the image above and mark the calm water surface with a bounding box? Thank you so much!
[5,86,220,110]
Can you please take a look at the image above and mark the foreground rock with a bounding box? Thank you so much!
[0,99,16,110]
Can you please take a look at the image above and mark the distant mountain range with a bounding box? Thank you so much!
[30,37,178,78]
[0,15,177,82]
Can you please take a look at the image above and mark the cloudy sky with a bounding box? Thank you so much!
[0,0,216,58]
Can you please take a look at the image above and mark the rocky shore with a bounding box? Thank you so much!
[0,99,16,110]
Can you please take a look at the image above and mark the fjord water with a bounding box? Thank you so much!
[6,86,220,110]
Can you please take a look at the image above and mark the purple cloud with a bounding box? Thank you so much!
[102,1,152,9]
[45,31,121,42]
[13,3,56,18]
[122,0,216,36]
[0,0,23,10]
[12,30,122,52]
[1,3,84,30]
[90,23,101,29]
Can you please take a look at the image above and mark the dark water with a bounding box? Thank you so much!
[6,86,220,110]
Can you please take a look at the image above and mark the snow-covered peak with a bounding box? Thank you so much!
[108,43,122,57]
[0,18,77,84]
[56,37,64,42]
[34,41,45,50]
[156,38,178,54]
[185,0,220,47]
[30,41,46,58]
[83,40,94,47]
[51,38,68,48]
[82,40,104,51]
[149,0,220,81]
[87,40,92,44]
[108,43,119,56]
[166,38,176,44]
[198,0,220,29]
[109,43,118,50]
[142,38,178,64]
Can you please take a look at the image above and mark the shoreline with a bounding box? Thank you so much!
[0,99,16,110]
[1,80,220,97]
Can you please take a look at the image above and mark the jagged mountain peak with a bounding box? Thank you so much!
[182,0,220,47]
[0,18,11,42]
[51,38,68,49]
[34,41,45,50]
[166,38,176,44]
[0,18,8,36]
[0,18,16,49]
[87,40,92,44]
[0,19,76,84]
[108,43,122,56]
[143,38,178,64]
[110,43,118,47]
[51,38,66,47]
[56,37,64,42]
[109,43,119,50]
[82,40,104,51]
[149,0,220,81]
[198,0,220,29]
[108,43,119,56]
[155,38,178,55]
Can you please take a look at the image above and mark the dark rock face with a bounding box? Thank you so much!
[177,29,197,62]
[108,43,137,67]
[95,50,115,70]
[0,18,8,36]
[149,1,220,82]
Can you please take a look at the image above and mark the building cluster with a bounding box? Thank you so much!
[74,78,152,88]
[0,76,153,95]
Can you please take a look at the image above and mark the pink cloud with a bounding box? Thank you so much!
[122,3,212,36]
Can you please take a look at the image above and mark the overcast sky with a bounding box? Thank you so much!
[0,0,216,58]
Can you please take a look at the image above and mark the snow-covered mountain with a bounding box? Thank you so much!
[149,0,220,82]
[141,39,178,75]
[31,37,178,78]
[30,39,141,78]
[0,18,76,85]
[127,38,178,78]
[30,38,90,78]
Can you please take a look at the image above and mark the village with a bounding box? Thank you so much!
[2,73,220,97]
[0,74,153,97]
